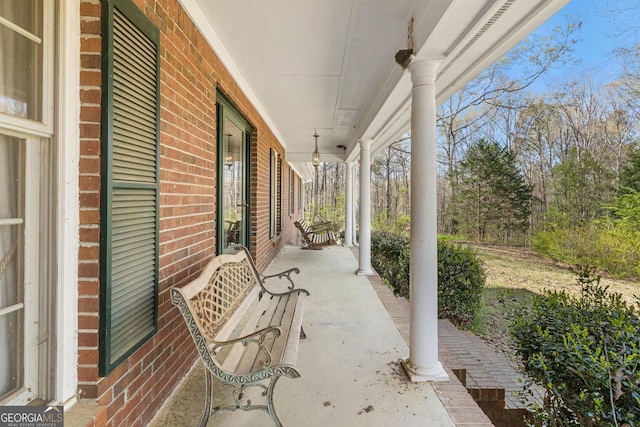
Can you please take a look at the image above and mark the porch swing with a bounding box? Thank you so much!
[295,131,337,250]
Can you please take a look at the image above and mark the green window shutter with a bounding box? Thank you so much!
[100,0,159,376]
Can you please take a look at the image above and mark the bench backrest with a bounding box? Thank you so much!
[294,219,314,235]
[170,247,260,343]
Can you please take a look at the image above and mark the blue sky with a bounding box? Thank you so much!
[525,0,638,91]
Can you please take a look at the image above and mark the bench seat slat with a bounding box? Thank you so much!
[219,291,306,375]
[234,293,289,374]
[219,291,274,373]
[250,293,302,372]
[281,293,306,366]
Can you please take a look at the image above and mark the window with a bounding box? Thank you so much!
[99,0,159,375]
[269,149,278,238]
[298,177,303,214]
[289,169,295,215]
[277,156,283,234]
[0,0,55,404]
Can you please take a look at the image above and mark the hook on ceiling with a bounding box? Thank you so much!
[395,17,414,69]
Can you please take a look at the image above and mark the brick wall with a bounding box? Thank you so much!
[78,0,302,425]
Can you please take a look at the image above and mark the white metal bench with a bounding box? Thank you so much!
[294,219,337,250]
[170,247,309,427]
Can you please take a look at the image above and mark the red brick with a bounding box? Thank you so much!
[79,176,100,191]
[78,296,99,313]
[77,383,98,400]
[80,37,101,54]
[81,19,101,35]
[78,261,99,278]
[80,69,101,86]
[78,279,99,296]
[80,105,101,122]
[80,209,100,225]
[80,1,101,18]
[78,349,99,365]
[78,314,99,330]
[80,123,101,139]
[78,365,99,382]
[81,53,102,69]
[80,88,102,104]
[78,331,98,347]
[79,156,100,173]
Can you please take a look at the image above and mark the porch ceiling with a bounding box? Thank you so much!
[182,0,569,180]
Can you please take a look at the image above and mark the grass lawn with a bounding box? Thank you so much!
[468,243,640,358]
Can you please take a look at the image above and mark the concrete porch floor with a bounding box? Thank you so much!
[150,245,457,426]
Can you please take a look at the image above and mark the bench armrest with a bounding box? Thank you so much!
[260,267,300,290]
[259,267,310,297]
[211,325,282,368]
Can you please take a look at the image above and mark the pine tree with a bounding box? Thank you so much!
[448,139,533,243]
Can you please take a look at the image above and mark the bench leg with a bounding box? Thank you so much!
[200,366,300,426]
[266,374,285,427]
[199,366,213,427]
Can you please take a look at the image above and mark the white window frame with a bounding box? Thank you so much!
[0,0,79,406]
[55,0,80,407]
[0,1,54,137]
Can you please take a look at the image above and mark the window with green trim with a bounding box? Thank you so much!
[278,156,283,234]
[289,169,295,215]
[269,149,278,238]
[99,0,159,376]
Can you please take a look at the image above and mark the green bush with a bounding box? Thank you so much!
[533,205,640,280]
[372,211,411,237]
[370,231,410,296]
[533,221,640,280]
[370,231,486,327]
[437,240,486,325]
[510,266,640,426]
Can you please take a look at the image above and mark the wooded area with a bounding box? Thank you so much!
[306,4,640,278]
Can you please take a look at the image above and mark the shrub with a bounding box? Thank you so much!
[510,266,640,426]
[372,211,411,237]
[370,231,410,296]
[437,241,486,325]
[533,208,640,280]
[371,231,486,327]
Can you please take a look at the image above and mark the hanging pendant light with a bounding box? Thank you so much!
[312,130,320,168]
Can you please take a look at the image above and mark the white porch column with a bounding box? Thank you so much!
[352,163,359,246]
[344,162,354,247]
[402,58,449,382]
[356,140,373,275]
